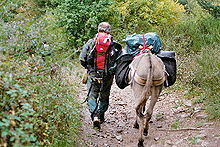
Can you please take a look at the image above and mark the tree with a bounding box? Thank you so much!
[52,0,113,47]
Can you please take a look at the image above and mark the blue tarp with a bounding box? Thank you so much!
[123,33,162,55]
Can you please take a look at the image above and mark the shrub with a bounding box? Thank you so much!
[196,0,220,18]
[192,44,220,119]
[160,1,219,89]
[109,0,185,42]
[0,71,40,146]
[0,56,81,146]
[0,0,82,146]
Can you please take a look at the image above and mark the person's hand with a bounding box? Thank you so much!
[89,70,103,83]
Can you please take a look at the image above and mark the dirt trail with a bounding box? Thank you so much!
[78,80,220,147]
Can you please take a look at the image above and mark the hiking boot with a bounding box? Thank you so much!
[93,116,101,129]
[99,113,105,124]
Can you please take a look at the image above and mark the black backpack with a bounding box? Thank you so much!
[115,54,133,89]
[115,51,177,89]
[157,51,177,87]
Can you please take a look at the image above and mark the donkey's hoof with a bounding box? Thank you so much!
[143,129,148,136]
[133,121,139,129]
[138,139,144,147]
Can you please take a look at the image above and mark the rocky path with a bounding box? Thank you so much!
[78,80,220,147]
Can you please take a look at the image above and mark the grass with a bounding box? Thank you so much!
[171,118,181,129]
[155,113,165,121]
[188,136,201,145]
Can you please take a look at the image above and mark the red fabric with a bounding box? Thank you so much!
[95,33,112,70]
[134,34,151,58]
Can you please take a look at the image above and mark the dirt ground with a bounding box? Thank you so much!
[77,79,220,147]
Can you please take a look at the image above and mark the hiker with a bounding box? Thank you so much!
[79,22,122,129]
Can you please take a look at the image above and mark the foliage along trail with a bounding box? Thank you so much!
[78,79,220,147]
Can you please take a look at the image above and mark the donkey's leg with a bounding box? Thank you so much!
[136,102,145,147]
[144,85,162,136]
[133,83,144,129]
[134,98,147,129]
[136,92,149,147]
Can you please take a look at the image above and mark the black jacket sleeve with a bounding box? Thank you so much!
[79,39,94,69]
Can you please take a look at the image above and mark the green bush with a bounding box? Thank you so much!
[0,71,40,146]
[0,0,82,146]
[0,56,81,146]
[196,0,220,18]
[107,0,185,42]
[0,0,20,22]
[157,1,220,119]
[192,44,220,119]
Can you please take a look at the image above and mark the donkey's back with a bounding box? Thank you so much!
[130,52,165,86]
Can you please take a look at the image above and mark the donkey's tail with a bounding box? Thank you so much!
[136,52,153,117]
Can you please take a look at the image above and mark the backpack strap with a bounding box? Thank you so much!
[137,34,154,55]
[142,34,147,50]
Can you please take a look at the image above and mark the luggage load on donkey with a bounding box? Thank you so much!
[115,33,177,89]
[124,32,162,55]
[115,53,133,89]
[156,51,176,87]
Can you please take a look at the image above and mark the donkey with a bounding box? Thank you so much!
[129,51,166,147]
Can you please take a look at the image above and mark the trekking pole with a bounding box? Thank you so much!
[81,78,93,104]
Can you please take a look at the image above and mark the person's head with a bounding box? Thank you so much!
[98,22,111,33]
